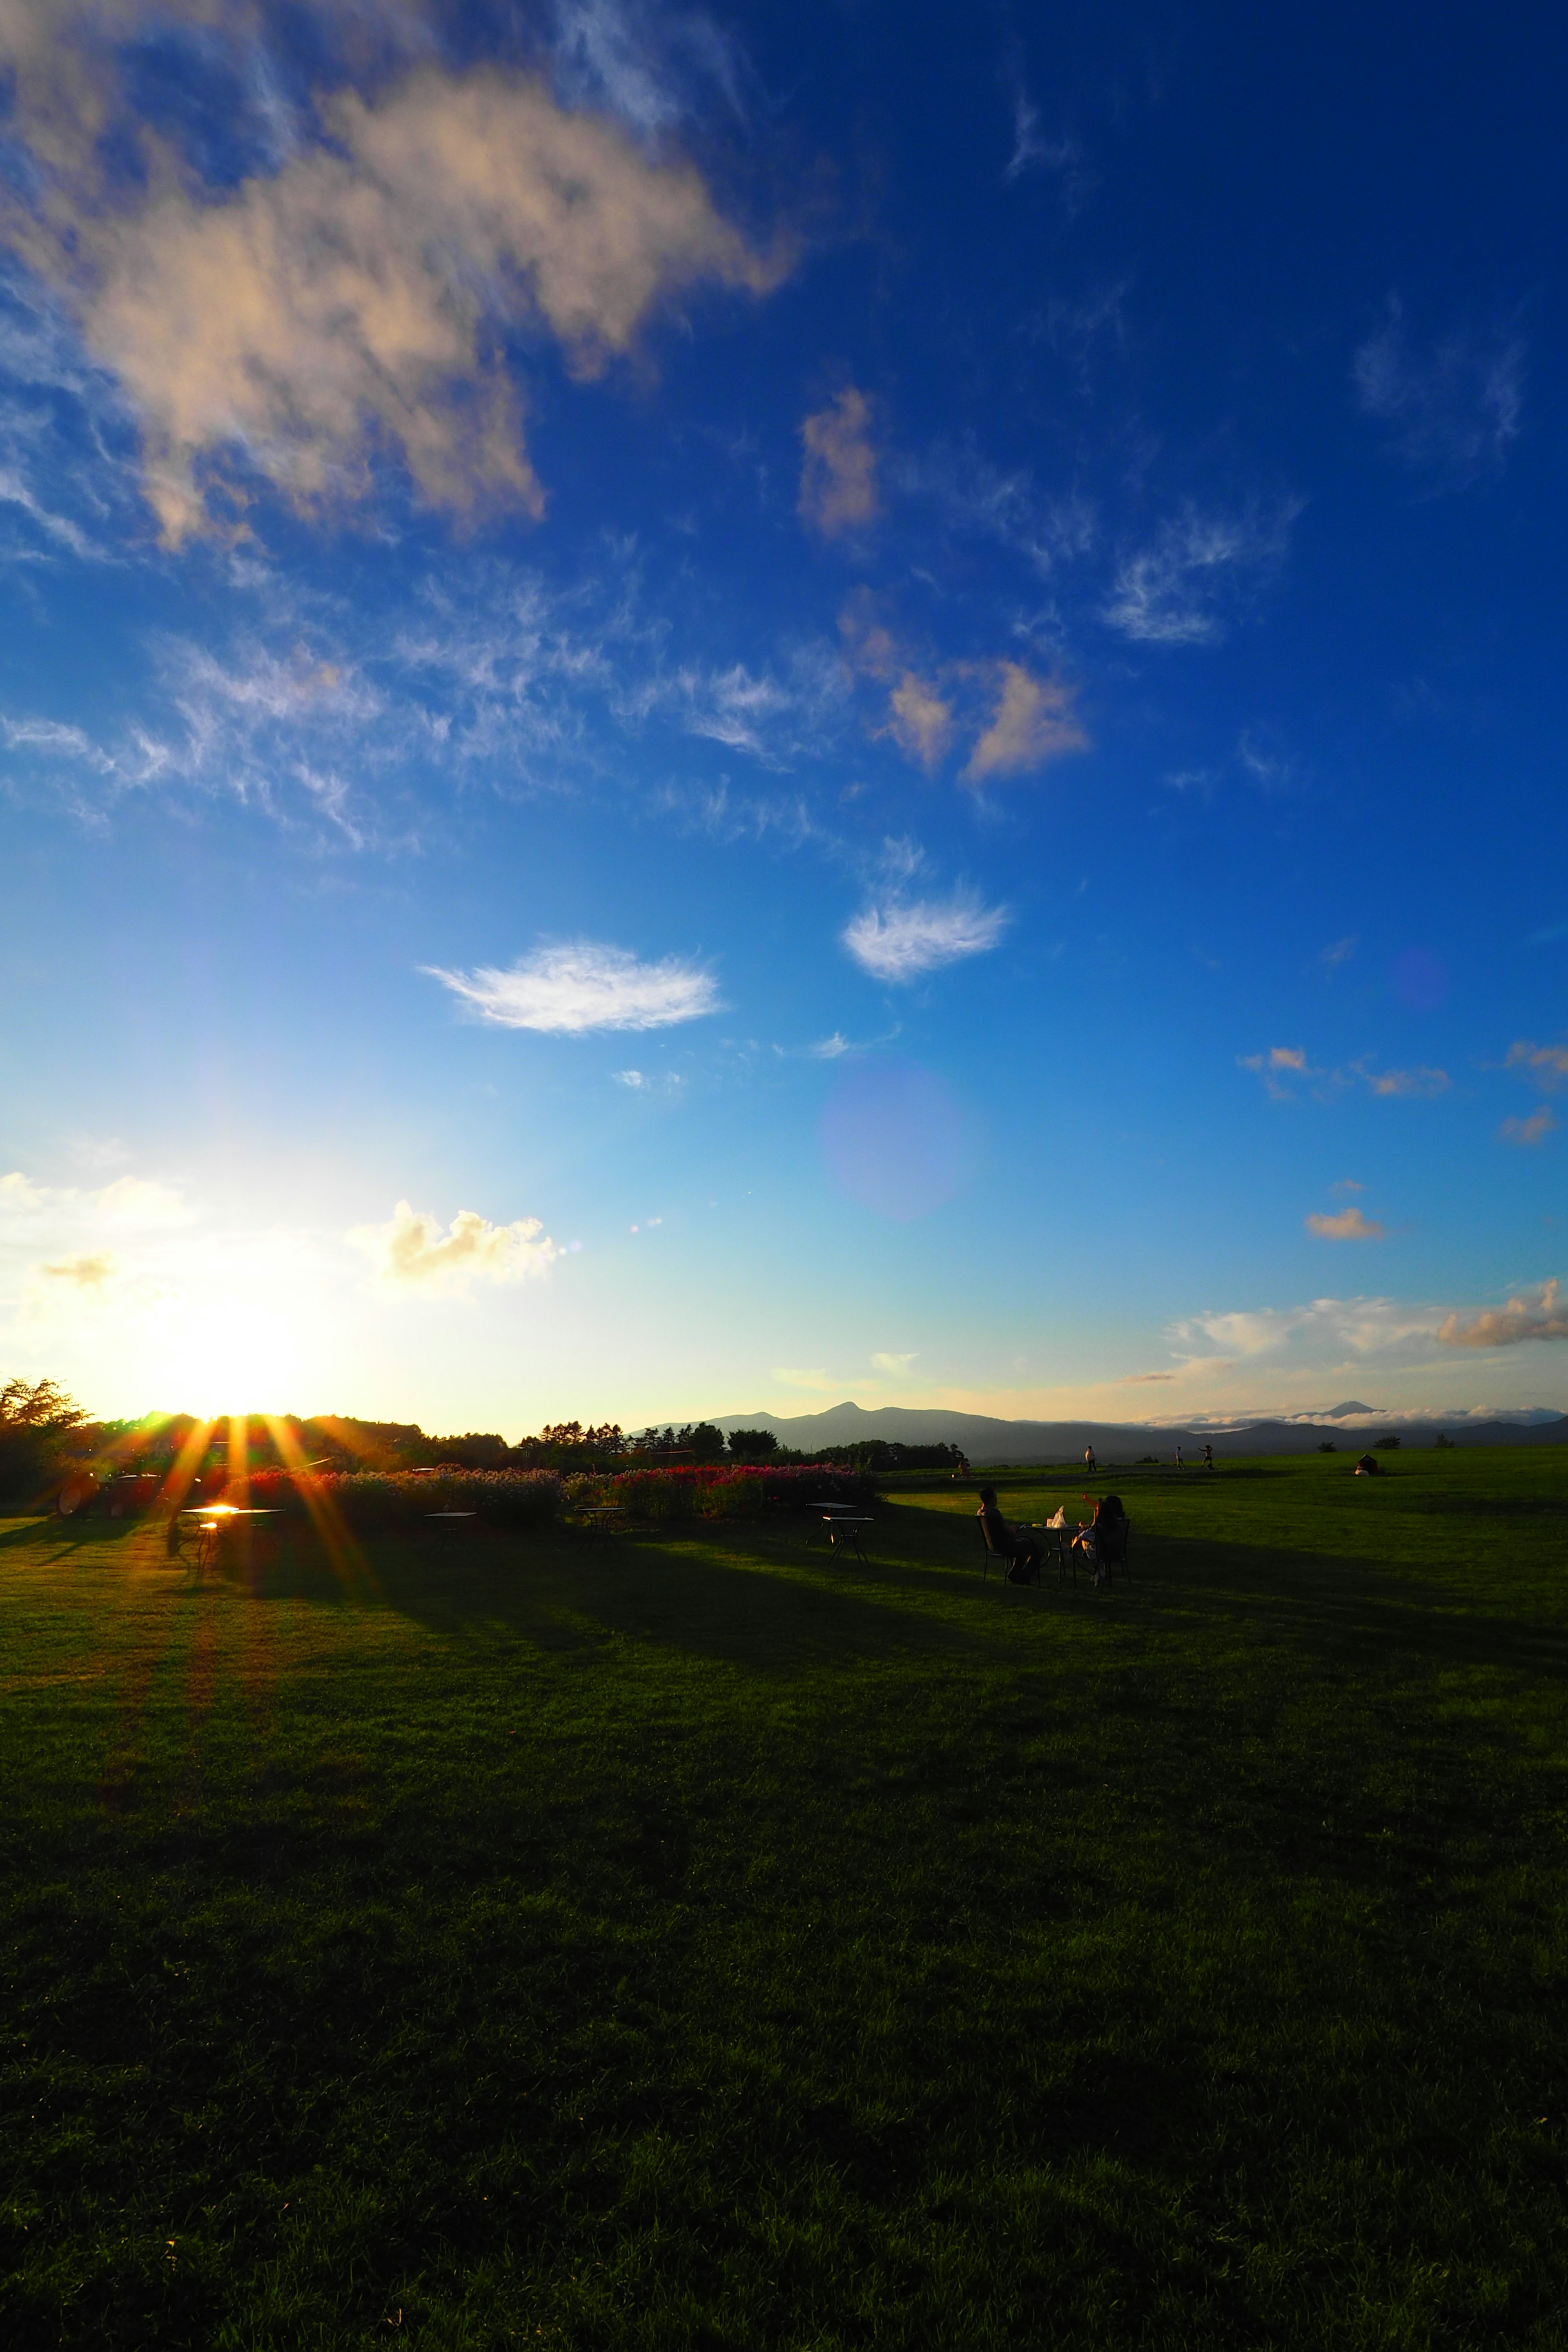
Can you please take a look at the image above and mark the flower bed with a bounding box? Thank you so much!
[567,1461,876,1523]
[227,1466,563,1531]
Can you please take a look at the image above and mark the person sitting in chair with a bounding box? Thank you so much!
[1073,1493,1127,1580]
[977,1486,1042,1585]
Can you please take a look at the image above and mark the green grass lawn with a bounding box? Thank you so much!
[4,1447,1568,2348]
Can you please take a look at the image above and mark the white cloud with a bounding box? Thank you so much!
[1321,936,1357,968]
[0,1168,189,1226]
[94,1176,191,1227]
[1439,1279,1568,1349]
[871,1350,916,1374]
[352,1200,562,1288]
[1173,1296,1449,1365]
[1171,1283,1568,1371]
[1305,1207,1386,1241]
[1354,301,1523,489]
[1103,501,1296,646]
[842,891,1009,983]
[426,941,720,1034]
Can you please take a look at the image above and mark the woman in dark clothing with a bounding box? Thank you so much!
[1073,1493,1127,1581]
[977,1486,1042,1584]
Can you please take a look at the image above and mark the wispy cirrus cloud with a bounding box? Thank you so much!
[1354,300,1524,490]
[893,437,1096,574]
[551,0,753,134]
[799,388,880,539]
[1439,1278,1568,1349]
[352,1198,562,1288]
[426,941,721,1033]
[1103,500,1298,646]
[1,547,844,832]
[842,890,1009,983]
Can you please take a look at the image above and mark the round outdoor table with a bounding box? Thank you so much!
[820,1513,874,1561]
[178,1506,274,1574]
[580,1504,628,1545]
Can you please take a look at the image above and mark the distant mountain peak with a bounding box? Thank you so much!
[1323,1401,1376,1418]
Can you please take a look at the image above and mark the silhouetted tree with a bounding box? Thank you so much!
[0,1376,89,1504]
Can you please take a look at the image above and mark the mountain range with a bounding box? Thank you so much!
[708,1401,1568,1462]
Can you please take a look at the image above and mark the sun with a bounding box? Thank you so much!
[151,1291,308,1421]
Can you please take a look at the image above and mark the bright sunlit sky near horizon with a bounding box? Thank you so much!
[2,0,1566,1434]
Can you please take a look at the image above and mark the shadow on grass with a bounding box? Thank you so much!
[0,1514,147,1563]
[14,1498,1568,1690]
[198,1515,1008,1675]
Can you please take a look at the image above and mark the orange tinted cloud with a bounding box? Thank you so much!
[961,660,1087,784]
[9,50,788,539]
[799,389,879,537]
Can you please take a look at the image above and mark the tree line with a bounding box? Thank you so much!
[0,1382,969,1507]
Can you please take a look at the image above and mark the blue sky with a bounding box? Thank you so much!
[2,0,1566,1432]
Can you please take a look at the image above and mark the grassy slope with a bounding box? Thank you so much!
[2,1448,1567,2348]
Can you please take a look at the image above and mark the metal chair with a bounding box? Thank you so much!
[978,1520,1050,1586]
[978,1520,1013,1581]
[1091,1515,1131,1587]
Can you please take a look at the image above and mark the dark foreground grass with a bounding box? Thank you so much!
[4,1448,1568,2347]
